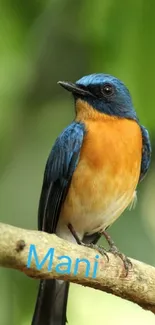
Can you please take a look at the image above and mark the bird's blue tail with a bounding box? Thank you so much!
[31,279,69,325]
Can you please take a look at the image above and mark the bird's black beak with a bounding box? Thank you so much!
[58,81,93,97]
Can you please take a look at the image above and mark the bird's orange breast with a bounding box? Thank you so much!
[59,109,142,238]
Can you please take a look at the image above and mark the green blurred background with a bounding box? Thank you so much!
[0,0,155,324]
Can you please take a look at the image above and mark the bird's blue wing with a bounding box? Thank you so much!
[139,125,151,182]
[38,122,85,233]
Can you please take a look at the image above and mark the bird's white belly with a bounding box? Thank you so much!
[82,190,136,235]
[56,189,136,242]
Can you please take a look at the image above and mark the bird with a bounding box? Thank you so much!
[31,73,151,325]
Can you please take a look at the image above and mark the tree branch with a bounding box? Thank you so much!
[0,222,155,314]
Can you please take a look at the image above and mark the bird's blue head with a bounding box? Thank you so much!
[58,73,138,121]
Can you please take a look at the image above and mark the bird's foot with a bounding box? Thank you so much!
[82,243,109,261]
[108,244,132,275]
[68,223,132,275]
[68,223,109,261]
[101,230,132,276]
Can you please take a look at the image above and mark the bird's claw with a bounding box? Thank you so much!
[83,243,109,262]
[101,230,132,276]
[108,244,132,276]
[68,223,132,276]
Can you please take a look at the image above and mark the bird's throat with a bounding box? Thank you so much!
[75,99,117,122]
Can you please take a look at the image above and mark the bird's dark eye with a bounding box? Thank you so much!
[101,83,114,96]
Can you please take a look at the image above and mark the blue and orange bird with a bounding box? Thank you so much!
[32,73,151,325]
